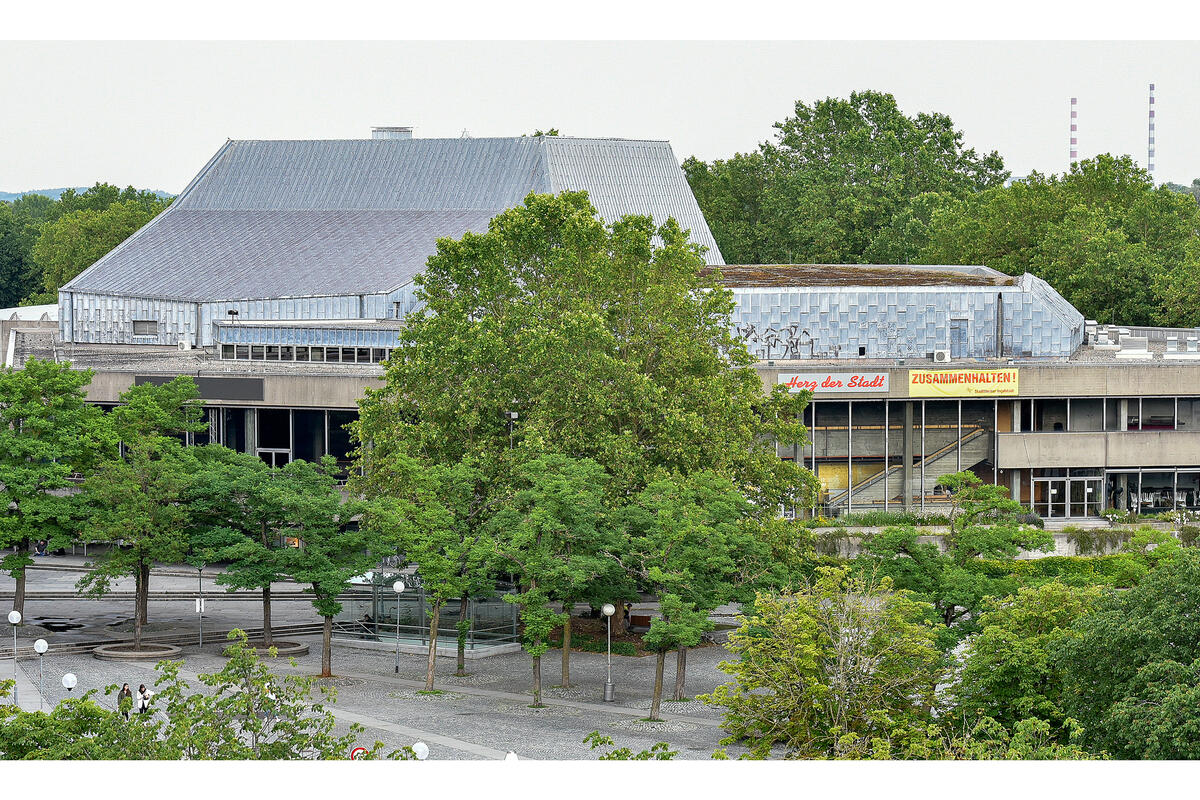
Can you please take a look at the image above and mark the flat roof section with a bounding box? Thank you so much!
[711,264,1016,288]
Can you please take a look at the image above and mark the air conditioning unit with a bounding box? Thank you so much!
[932,349,951,363]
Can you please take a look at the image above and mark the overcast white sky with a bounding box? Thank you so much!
[1,41,1197,194]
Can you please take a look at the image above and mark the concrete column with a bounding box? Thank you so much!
[902,402,914,511]
[1012,399,1022,432]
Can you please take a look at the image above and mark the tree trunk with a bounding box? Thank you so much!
[455,594,469,676]
[320,615,333,677]
[560,609,572,688]
[424,601,441,691]
[133,563,145,651]
[12,566,26,616]
[532,653,543,707]
[137,561,150,626]
[612,601,626,633]
[262,585,273,647]
[673,646,688,701]
[649,650,666,721]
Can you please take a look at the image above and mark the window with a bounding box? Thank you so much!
[221,345,235,360]
[356,347,370,363]
[341,347,357,363]
[265,346,281,361]
[295,347,310,362]
[132,320,157,336]
[250,346,265,360]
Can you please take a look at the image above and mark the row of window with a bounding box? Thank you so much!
[219,344,393,364]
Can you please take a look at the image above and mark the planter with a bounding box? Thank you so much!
[92,643,184,661]
[237,640,310,658]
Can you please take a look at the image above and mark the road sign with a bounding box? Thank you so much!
[195,598,206,614]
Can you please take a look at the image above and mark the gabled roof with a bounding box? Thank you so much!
[63,136,723,303]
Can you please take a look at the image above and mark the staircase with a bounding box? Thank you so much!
[826,427,991,511]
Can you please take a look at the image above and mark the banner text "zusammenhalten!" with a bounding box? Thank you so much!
[908,369,1019,397]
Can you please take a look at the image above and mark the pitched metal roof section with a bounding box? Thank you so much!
[63,136,723,302]
[175,138,549,211]
[65,209,499,301]
[543,138,723,264]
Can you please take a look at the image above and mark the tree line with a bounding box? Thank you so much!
[684,90,1200,327]
[0,183,170,308]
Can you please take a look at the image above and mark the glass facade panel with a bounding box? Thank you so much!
[295,346,310,362]
[1069,398,1104,431]
[222,408,247,453]
[328,410,358,470]
[848,401,886,513]
[1140,471,1175,512]
[257,408,291,451]
[1106,398,1140,431]
[293,410,325,463]
[1033,399,1068,432]
[811,402,849,516]
[1178,472,1200,510]
[1142,398,1175,430]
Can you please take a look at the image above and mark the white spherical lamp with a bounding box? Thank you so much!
[601,603,615,617]
[61,673,77,691]
[412,741,429,760]
[392,580,406,594]
[34,639,48,654]
[7,610,21,625]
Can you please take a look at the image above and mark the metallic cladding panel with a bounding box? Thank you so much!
[543,138,724,265]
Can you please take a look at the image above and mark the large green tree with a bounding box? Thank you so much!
[185,446,296,647]
[491,454,613,696]
[1055,549,1200,758]
[685,91,1006,265]
[952,581,1100,735]
[0,204,39,307]
[703,569,943,759]
[279,457,378,678]
[76,378,206,650]
[613,471,763,718]
[0,359,112,613]
[361,455,496,691]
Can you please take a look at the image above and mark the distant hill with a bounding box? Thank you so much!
[0,187,173,203]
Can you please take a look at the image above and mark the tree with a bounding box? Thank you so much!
[952,581,1101,734]
[279,458,379,677]
[857,472,1053,636]
[362,455,495,691]
[914,155,1200,327]
[491,454,613,693]
[0,359,112,614]
[1055,549,1200,758]
[505,586,564,708]
[583,731,677,760]
[612,471,760,718]
[76,377,207,650]
[185,446,293,647]
[702,568,943,759]
[681,152,767,264]
[685,91,1006,266]
[0,204,39,307]
[30,199,165,301]
[0,631,408,760]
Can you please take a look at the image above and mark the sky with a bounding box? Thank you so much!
[1,40,1197,194]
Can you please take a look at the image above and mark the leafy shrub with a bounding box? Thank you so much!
[973,554,1148,588]
[814,528,852,556]
[831,510,951,528]
[1016,512,1045,529]
[1181,525,1200,548]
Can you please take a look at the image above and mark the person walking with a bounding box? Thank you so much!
[136,684,154,715]
[117,684,133,719]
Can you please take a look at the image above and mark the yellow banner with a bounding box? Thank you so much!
[908,369,1019,397]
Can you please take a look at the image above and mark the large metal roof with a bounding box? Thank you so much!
[63,136,723,303]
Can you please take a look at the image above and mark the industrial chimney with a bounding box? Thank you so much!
[1069,97,1078,166]
[371,126,413,140]
[1147,84,1156,177]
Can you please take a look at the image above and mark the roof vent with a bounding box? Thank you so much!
[371,126,413,140]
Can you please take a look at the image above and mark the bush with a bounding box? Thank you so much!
[1181,525,1200,548]
[830,510,951,528]
[1065,527,1130,555]
[973,554,1148,588]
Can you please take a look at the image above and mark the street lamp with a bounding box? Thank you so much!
[7,610,20,708]
[392,580,406,674]
[412,741,429,761]
[61,673,77,693]
[601,603,616,702]
[33,639,47,712]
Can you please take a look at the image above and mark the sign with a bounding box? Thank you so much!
[779,372,890,394]
[908,369,1019,397]
[195,598,206,614]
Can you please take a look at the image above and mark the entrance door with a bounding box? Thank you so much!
[1034,479,1068,518]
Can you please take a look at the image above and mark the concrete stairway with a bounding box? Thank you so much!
[827,427,991,511]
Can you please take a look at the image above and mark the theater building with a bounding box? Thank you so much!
[6,132,1200,523]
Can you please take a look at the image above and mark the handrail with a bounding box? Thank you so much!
[824,427,989,506]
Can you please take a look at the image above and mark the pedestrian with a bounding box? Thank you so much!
[136,684,154,715]
[117,683,133,719]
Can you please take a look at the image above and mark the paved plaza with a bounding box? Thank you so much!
[3,560,745,760]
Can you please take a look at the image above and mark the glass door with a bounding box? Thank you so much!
[1069,479,1101,517]
[1034,479,1069,518]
